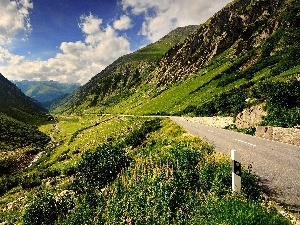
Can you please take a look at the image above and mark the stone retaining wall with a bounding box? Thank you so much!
[256,126,300,146]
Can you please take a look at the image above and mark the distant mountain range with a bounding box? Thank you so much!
[13,80,80,105]
[54,0,300,127]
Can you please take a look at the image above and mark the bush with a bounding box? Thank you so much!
[23,193,57,225]
[0,174,20,196]
[74,143,131,191]
[23,191,75,225]
[21,173,42,189]
[124,118,162,148]
[251,79,300,127]
[225,124,256,136]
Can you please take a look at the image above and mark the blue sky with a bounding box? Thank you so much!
[0,0,232,84]
[10,0,146,60]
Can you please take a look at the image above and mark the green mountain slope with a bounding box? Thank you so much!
[0,74,47,124]
[55,0,300,127]
[53,25,200,113]
[13,80,80,104]
[0,74,51,174]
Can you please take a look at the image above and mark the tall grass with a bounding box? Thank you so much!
[22,119,291,225]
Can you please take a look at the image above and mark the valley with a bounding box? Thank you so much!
[0,0,300,223]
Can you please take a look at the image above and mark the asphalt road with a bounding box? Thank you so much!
[171,117,300,214]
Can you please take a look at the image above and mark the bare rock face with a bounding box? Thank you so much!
[235,104,267,128]
[151,0,283,87]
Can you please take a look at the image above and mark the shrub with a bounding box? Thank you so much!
[23,193,57,225]
[225,124,256,135]
[0,174,20,196]
[74,143,131,191]
[124,118,162,148]
[23,191,75,225]
[251,78,300,127]
[20,173,42,189]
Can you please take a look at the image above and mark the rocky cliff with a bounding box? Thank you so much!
[151,0,289,86]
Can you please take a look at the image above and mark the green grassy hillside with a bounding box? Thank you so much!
[0,113,50,174]
[0,74,51,176]
[0,115,291,224]
[54,0,300,128]
[0,74,47,124]
[53,25,200,114]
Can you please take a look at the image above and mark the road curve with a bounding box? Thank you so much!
[171,117,300,213]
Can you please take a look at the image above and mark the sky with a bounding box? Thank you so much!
[0,0,232,85]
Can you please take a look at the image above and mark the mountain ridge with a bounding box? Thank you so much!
[54,0,300,128]
[0,73,47,124]
[13,80,80,106]
[53,25,200,113]
[151,0,285,86]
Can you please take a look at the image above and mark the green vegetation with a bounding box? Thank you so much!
[225,124,257,135]
[250,78,300,127]
[0,112,50,178]
[53,0,300,130]
[5,117,288,224]
[0,113,50,153]
[1,0,299,224]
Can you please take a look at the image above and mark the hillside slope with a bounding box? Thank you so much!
[0,74,47,124]
[53,25,199,113]
[0,74,51,174]
[55,0,300,127]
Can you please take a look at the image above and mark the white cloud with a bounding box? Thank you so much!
[0,0,33,46]
[121,0,232,42]
[113,15,133,31]
[79,13,103,36]
[0,13,131,84]
[0,1,234,85]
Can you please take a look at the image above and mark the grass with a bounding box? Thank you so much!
[0,116,292,224]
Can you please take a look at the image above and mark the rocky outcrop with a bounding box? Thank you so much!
[235,104,267,128]
[151,0,284,86]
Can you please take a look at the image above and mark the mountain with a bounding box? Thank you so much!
[13,80,80,105]
[54,0,300,127]
[53,25,200,113]
[0,73,50,174]
[1,0,299,222]
[0,74,48,124]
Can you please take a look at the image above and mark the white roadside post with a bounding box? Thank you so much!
[231,150,241,193]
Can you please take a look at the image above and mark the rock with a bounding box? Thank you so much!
[235,104,267,128]
[256,126,300,146]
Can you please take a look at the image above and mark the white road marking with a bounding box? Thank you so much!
[235,139,256,147]
[208,130,214,133]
